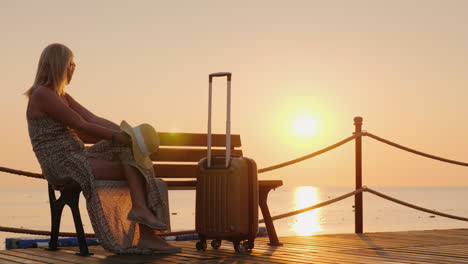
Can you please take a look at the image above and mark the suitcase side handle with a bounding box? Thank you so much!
[207,72,232,168]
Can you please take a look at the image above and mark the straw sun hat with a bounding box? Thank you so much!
[120,120,160,169]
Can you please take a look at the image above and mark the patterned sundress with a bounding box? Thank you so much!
[27,115,170,254]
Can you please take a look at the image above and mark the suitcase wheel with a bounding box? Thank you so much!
[233,241,246,253]
[196,241,207,251]
[211,239,222,249]
[242,240,254,250]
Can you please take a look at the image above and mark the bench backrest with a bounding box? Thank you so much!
[152,133,242,179]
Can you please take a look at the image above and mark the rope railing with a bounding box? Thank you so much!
[365,187,468,222]
[3,118,468,238]
[263,186,468,223]
[0,225,197,238]
[0,226,96,238]
[2,185,468,237]
[4,132,467,177]
[0,166,43,179]
[0,134,359,178]
[258,134,358,173]
[259,187,366,223]
[0,189,366,237]
[364,132,468,167]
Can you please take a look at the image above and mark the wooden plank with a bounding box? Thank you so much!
[159,133,241,147]
[70,245,219,264]
[167,180,196,190]
[151,149,242,162]
[259,180,283,189]
[0,250,72,264]
[387,244,468,258]
[60,247,181,264]
[258,241,432,264]
[254,232,468,264]
[336,249,468,264]
[0,254,26,264]
[155,164,197,178]
[161,239,294,264]
[0,251,46,264]
[3,229,468,264]
[80,132,241,147]
[22,248,119,264]
[166,180,284,190]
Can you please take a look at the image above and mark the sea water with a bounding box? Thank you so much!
[1,186,468,250]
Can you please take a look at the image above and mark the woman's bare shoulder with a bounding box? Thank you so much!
[33,86,68,104]
[28,87,64,117]
[28,87,50,118]
[63,92,74,103]
[30,86,53,101]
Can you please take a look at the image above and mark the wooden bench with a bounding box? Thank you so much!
[48,132,283,255]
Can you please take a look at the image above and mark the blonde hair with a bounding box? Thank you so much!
[24,43,73,97]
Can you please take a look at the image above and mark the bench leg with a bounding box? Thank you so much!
[259,185,283,246]
[47,185,64,251]
[63,189,92,256]
[47,184,92,256]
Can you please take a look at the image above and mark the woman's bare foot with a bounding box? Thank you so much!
[137,237,181,253]
[127,207,167,230]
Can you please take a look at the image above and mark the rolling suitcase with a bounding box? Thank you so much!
[195,72,259,252]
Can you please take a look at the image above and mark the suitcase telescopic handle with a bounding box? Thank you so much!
[207,72,232,168]
[209,72,232,82]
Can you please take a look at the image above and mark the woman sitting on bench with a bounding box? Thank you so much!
[25,43,180,254]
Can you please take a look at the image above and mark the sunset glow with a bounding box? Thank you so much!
[3,1,468,189]
[291,186,322,236]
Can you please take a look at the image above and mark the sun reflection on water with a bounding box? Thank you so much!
[291,186,322,236]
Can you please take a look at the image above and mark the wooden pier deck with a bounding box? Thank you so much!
[2,229,468,263]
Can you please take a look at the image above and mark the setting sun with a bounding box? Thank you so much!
[293,116,317,136]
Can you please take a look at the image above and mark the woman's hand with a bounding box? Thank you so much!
[115,131,132,145]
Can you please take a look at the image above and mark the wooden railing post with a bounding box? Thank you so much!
[354,116,363,234]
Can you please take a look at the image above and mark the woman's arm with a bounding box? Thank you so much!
[35,88,130,145]
[65,93,120,130]
[70,128,101,144]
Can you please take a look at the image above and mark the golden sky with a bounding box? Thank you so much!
[1,0,468,188]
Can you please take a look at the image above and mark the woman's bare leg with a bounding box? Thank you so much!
[122,165,149,212]
[89,159,162,226]
[89,159,178,249]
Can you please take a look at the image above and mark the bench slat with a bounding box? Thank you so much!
[79,132,241,147]
[166,180,283,190]
[159,132,241,147]
[154,164,197,178]
[151,149,243,162]
[79,132,242,148]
